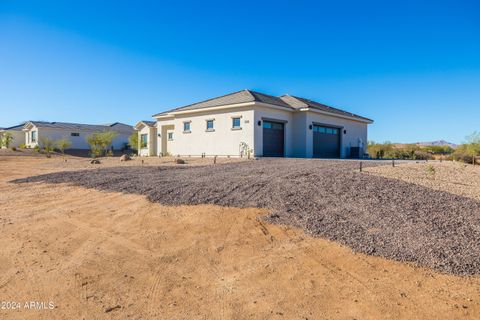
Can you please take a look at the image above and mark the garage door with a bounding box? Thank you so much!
[263,121,284,157]
[313,125,340,158]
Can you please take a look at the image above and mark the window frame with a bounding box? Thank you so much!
[231,116,242,130]
[71,132,80,137]
[167,132,174,141]
[205,119,215,132]
[183,121,191,133]
[140,133,148,149]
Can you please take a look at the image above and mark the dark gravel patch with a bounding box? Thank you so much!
[12,159,480,275]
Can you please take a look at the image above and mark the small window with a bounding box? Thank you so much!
[183,122,191,132]
[31,131,37,143]
[332,129,338,135]
[168,132,173,140]
[140,134,148,148]
[71,132,80,137]
[232,117,241,128]
[206,119,214,131]
[326,128,333,134]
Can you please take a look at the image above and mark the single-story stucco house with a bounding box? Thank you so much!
[0,123,26,148]
[136,89,373,158]
[23,121,134,150]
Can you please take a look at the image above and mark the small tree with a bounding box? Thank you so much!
[1,132,13,148]
[39,137,55,158]
[86,133,103,158]
[86,131,118,157]
[56,138,72,156]
[129,132,138,152]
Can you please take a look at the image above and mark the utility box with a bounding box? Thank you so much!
[350,147,362,159]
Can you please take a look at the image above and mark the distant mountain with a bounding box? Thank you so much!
[416,140,458,149]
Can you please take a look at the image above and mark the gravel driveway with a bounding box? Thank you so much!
[13,159,480,275]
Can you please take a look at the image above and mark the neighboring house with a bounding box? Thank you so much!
[0,124,26,148]
[138,89,373,158]
[23,121,134,150]
[134,121,157,156]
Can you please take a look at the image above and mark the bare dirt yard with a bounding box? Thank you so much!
[1,154,480,319]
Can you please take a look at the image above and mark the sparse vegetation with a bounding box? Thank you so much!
[452,132,480,164]
[0,132,14,148]
[128,132,138,152]
[56,138,72,155]
[39,137,56,158]
[367,141,437,160]
[87,131,118,157]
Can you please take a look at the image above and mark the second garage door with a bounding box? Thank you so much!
[263,120,284,157]
[313,125,340,158]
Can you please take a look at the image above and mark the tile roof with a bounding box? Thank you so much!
[280,95,373,122]
[1,123,26,131]
[154,89,292,116]
[26,121,134,133]
[152,89,372,123]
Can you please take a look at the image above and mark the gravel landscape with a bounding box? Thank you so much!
[13,158,480,276]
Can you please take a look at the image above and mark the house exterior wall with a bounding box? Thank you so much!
[156,107,254,157]
[305,111,368,158]
[24,126,131,150]
[138,126,157,156]
[253,106,294,157]
[1,129,25,148]
[151,104,370,158]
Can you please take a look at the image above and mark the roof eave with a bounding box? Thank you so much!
[302,108,373,124]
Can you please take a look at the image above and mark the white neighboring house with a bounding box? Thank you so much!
[23,121,134,150]
[138,89,373,158]
[0,124,26,148]
[134,121,157,156]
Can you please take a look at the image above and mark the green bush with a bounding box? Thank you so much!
[86,131,118,157]
[128,132,138,151]
[56,138,72,155]
[452,132,480,164]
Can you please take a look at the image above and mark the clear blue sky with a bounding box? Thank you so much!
[1,0,479,143]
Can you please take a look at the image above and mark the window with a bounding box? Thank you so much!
[313,125,338,135]
[168,132,173,141]
[71,132,80,137]
[232,117,241,129]
[206,119,214,131]
[140,134,148,148]
[31,131,37,143]
[183,121,191,132]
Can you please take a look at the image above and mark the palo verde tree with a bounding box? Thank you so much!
[0,132,14,148]
[56,137,72,156]
[128,132,138,152]
[86,131,118,157]
[39,137,56,158]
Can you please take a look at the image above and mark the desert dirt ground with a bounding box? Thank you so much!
[0,155,479,319]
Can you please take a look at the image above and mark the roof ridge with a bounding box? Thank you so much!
[291,95,372,121]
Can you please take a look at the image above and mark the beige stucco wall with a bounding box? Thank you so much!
[157,107,254,157]
[253,106,294,157]
[0,129,25,148]
[138,125,157,156]
[152,104,370,158]
[24,126,132,150]
[305,111,368,158]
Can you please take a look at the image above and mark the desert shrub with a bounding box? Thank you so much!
[34,145,40,152]
[19,143,27,149]
[87,131,118,157]
[39,137,55,158]
[11,147,17,151]
[0,132,13,148]
[453,132,480,164]
[56,138,72,155]
[128,132,138,151]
